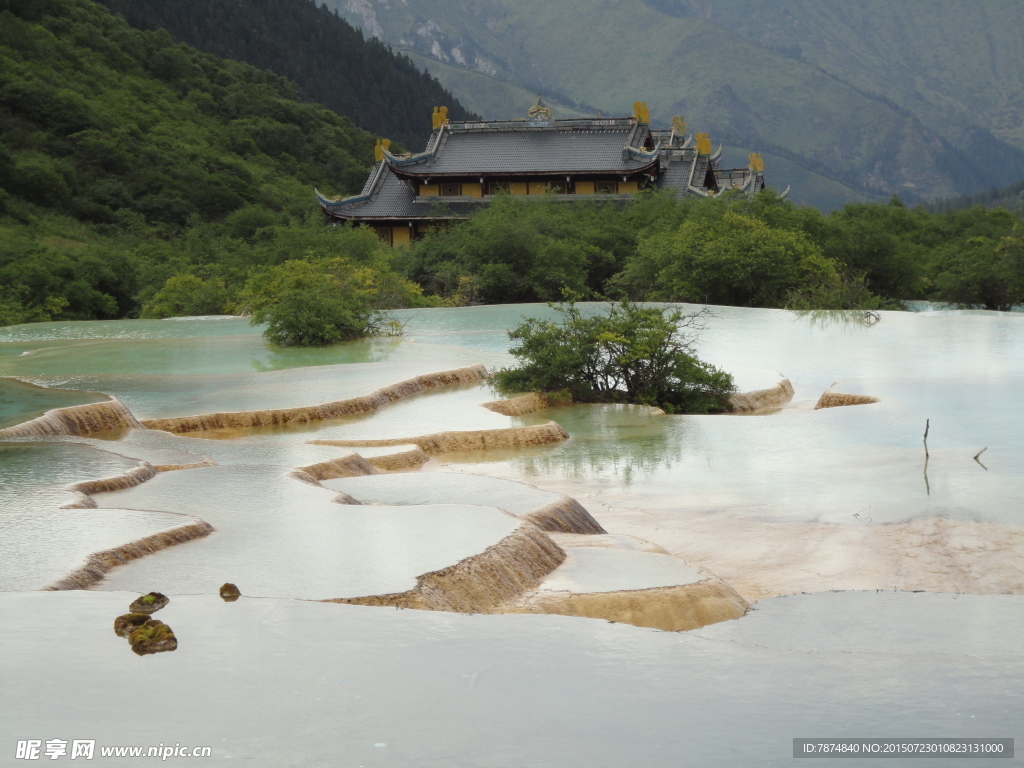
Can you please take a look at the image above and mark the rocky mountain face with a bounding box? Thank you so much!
[323,0,1024,210]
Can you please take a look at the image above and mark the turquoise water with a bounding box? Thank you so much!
[1,307,1022,764]
[2,304,1023,586]
[0,442,191,590]
[0,378,106,429]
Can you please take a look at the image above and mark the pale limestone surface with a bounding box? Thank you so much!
[93,465,520,600]
[324,472,565,517]
[0,590,1019,767]
[537,548,706,593]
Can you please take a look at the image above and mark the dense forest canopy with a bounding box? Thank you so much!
[928,178,1024,218]
[96,0,479,150]
[0,0,422,326]
[402,191,1023,312]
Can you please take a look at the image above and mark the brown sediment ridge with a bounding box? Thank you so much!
[61,493,97,510]
[506,579,749,632]
[0,397,141,436]
[309,421,569,454]
[331,518,743,631]
[814,390,880,409]
[328,524,567,613]
[286,467,362,503]
[482,392,552,416]
[45,517,215,591]
[297,453,378,481]
[154,460,218,472]
[525,499,607,535]
[138,365,488,434]
[364,446,431,472]
[68,461,157,496]
[729,378,795,413]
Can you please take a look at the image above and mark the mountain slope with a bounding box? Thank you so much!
[325,0,1024,209]
[97,0,479,150]
[0,0,382,321]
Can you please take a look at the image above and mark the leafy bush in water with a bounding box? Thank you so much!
[493,301,735,414]
[238,256,421,346]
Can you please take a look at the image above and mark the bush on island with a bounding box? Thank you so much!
[238,255,423,346]
[492,300,735,414]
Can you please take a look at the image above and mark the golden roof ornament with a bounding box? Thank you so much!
[749,152,764,172]
[672,115,687,135]
[373,138,391,162]
[632,101,650,125]
[696,132,712,156]
[527,97,552,122]
[431,106,449,129]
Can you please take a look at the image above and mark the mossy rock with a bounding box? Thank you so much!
[113,612,152,638]
[128,619,177,656]
[219,583,241,602]
[128,591,169,614]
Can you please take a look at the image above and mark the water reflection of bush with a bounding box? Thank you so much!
[514,405,694,486]
[249,337,406,372]
[795,309,883,329]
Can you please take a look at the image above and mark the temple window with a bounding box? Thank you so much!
[487,181,510,195]
[595,180,619,194]
[439,182,462,196]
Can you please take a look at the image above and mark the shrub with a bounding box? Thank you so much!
[139,274,230,318]
[615,211,840,307]
[238,256,417,346]
[493,300,735,414]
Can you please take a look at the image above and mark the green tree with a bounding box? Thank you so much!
[237,256,418,346]
[818,201,926,300]
[930,225,1024,311]
[493,301,735,414]
[140,274,230,318]
[615,211,840,307]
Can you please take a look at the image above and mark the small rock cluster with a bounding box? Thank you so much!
[113,592,176,656]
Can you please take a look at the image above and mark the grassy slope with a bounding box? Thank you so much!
[329,0,1024,208]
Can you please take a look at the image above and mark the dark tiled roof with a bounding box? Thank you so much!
[656,157,697,197]
[358,162,383,195]
[396,127,656,176]
[321,171,479,221]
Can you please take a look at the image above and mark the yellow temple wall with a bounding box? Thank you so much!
[392,227,412,247]
[510,182,529,196]
[462,183,483,198]
[420,184,439,197]
[575,181,596,195]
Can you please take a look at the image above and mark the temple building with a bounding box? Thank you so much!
[316,101,774,245]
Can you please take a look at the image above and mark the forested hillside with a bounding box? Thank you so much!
[929,179,1024,217]
[327,0,1024,210]
[97,0,479,150]
[0,0,422,324]
[0,0,1020,334]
